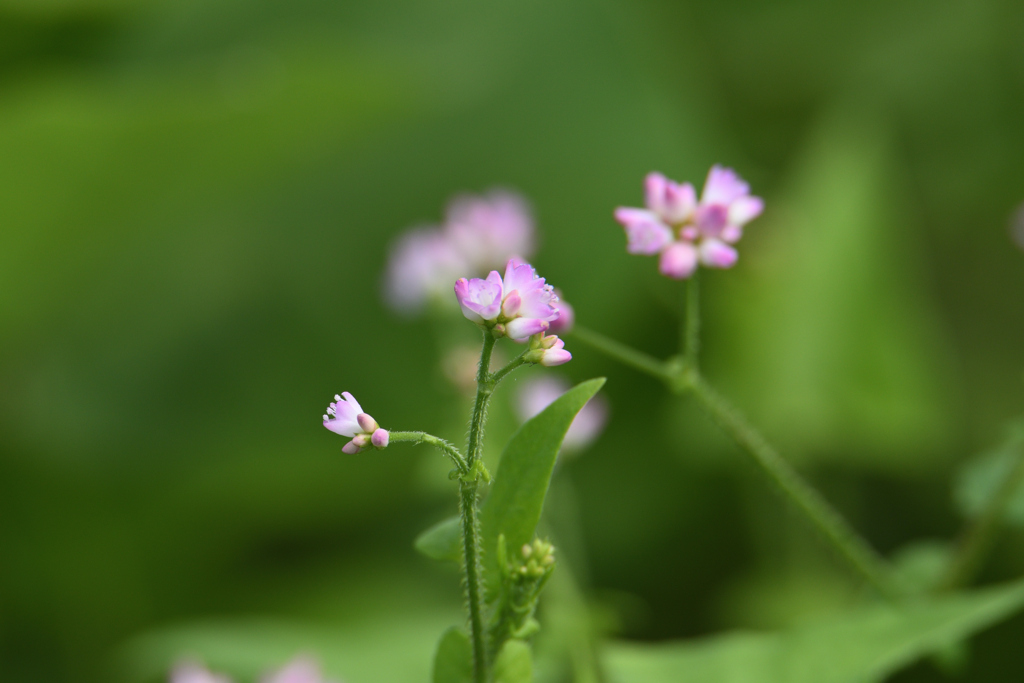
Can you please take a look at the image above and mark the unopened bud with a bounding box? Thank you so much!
[342,440,361,455]
[371,428,389,449]
[352,433,370,448]
[357,413,378,433]
[521,544,533,559]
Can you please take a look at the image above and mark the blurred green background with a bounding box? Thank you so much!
[1,0,1023,681]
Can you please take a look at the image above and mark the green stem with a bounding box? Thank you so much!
[460,479,487,683]
[387,431,468,475]
[686,372,896,597]
[683,273,700,371]
[491,352,528,387]
[463,330,497,683]
[570,325,675,382]
[939,431,1024,591]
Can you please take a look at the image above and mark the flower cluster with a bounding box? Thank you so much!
[385,190,535,314]
[322,392,389,453]
[454,259,551,336]
[171,657,338,683]
[615,166,763,279]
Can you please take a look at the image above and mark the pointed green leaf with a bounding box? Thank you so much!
[604,577,1024,683]
[432,627,473,683]
[493,639,532,683]
[480,378,606,598]
[954,419,1024,525]
[415,516,462,563]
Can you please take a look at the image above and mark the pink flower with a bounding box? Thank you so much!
[170,662,233,683]
[261,656,340,683]
[548,291,574,334]
[515,376,608,452]
[322,393,387,454]
[385,190,535,316]
[445,190,535,270]
[385,228,469,315]
[615,167,763,279]
[454,258,560,341]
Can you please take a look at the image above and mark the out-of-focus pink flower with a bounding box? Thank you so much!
[1011,202,1024,251]
[170,662,233,683]
[548,292,574,334]
[385,228,469,315]
[261,656,340,683]
[385,190,535,316]
[445,190,535,270]
[615,166,762,279]
[323,393,386,454]
[454,258,560,341]
[515,376,608,452]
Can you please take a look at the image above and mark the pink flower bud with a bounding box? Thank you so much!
[356,413,378,433]
[342,441,361,455]
[352,433,370,448]
[540,348,572,366]
[371,429,389,449]
[501,290,522,318]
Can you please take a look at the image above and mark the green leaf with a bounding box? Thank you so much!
[604,577,1024,683]
[493,639,532,683]
[415,516,462,563]
[432,627,473,683]
[480,378,606,598]
[954,419,1024,525]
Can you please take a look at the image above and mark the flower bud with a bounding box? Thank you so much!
[371,428,389,449]
[352,433,370,448]
[342,441,361,455]
[357,413,379,433]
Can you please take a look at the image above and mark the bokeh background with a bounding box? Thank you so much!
[1,0,1023,681]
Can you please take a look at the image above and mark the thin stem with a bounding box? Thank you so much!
[683,273,700,371]
[387,431,469,475]
[687,372,896,597]
[460,480,487,683]
[491,352,528,387]
[939,431,1024,591]
[462,330,497,683]
[570,325,675,382]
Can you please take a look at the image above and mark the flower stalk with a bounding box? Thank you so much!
[570,277,899,598]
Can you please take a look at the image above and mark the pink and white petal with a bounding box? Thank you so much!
[506,317,549,340]
[324,417,360,438]
[720,224,744,243]
[644,172,669,215]
[701,165,750,205]
[454,278,483,322]
[664,182,697,223]
[728,196,764,225]
[619,214,674,255]
[502,259,542,296]
[548,299,574,334]
[518,287,558,320]
[699,239,738,268]
[341,392,363,415]
[658,241,699,279]
[694,204,729,237]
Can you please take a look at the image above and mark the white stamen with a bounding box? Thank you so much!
[335,394,342,401]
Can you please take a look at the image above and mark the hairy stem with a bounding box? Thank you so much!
[463,330,497,682]
[387,431,469,474]
[940,431,1024,591]
[460,479,487,683]
[686,373,896,596]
